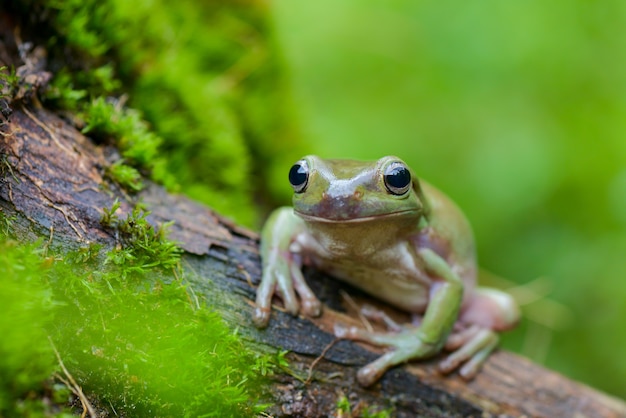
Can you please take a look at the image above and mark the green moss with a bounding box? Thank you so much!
[0,227,269,416]
[0,202,268,416]
[6,0,304,226]
[0,240,56,412]
[81,97,175,190]
[336,395,352,414]
[0,66,19,98]
[363,407,393,418]
[105,161,144,192]
[0,210,16,236]
[0,66,18,123]
[53,268,260,417]
[335,395,393,418]
[99,199,121,228]
[43,69,87,111]
[100,201,181,273]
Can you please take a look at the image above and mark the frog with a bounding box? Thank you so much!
[253,155,519,387]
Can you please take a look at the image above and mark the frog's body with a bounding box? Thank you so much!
[296,214,433,313]
[293,180,475,314]
[254,156,519,386]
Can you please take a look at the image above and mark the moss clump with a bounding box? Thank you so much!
[6,0,304,226]
[0,211,269,416]
[335,395,393,418]
[81,97,174,190]
[100,200,181,273]
[0,239,56,412]
[52,256,262,417]
[104,161,144,192]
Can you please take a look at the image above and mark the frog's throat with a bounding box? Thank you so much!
[294,209,420,223]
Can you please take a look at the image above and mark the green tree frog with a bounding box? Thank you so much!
[254,156,519,386]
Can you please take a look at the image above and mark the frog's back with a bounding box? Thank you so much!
[419,181,477,285]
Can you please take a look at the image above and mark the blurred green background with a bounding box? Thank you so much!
[269,0,626,398]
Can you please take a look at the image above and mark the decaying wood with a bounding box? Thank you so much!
[1,38,625,418]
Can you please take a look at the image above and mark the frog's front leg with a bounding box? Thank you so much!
[253,207,322,328]
[335,248,463,386]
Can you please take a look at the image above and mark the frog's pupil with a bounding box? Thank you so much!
[289,163,307,188]
[385,166,411,190]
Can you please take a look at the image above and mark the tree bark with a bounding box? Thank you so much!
[1,40,625,418]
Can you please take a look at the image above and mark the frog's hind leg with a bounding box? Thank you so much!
[439,287,520,379]
[460,287,520,332]
[439,326,498,378]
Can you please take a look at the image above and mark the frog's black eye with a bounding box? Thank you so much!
[289,159,309,193]
[384,162,411,195]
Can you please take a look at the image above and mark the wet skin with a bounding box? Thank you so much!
[254,155,519,386]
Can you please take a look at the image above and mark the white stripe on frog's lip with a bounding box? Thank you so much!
[294,209,420,223]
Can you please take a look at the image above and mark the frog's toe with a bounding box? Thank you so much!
[290,263,321,317]
[252,306,272,328]
[275,282,300,315]
[333,323,353,339]
[356,349,410,387]
[360,304,403,332]
[333,324,397,345]
[439,328,498,376]
[254,270,279,327]
[357,363,383,387]
[283,299,300,316]
[445,324,480,351]
[301,297,322,317]
[459,344,494,380]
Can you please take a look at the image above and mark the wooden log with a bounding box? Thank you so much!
[2,96,625,418]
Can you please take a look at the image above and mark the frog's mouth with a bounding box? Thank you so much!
[295,209,420,223]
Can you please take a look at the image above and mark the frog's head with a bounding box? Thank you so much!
[289,155,429,222]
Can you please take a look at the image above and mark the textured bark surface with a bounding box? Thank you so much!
[2,99,626,418]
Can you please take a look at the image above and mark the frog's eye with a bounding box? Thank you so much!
[289,159,309,193]
[383,162,411,195]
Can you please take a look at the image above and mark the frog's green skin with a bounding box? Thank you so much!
[254,155,519,386]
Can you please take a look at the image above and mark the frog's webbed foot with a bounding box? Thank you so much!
[434,286,520,378]
[358,304,410,332]
[334,322,498,385]
[253,253,322,328]
[334,324,439,386]
[440,325,499,379]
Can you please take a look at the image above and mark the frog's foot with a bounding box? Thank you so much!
[433,286,520,377]
[439,325,499,379]
[334,324,438,386]
[253,255,322,328]
[358,304,423,332]
[359,304,404,332]
[290,261,323,316]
